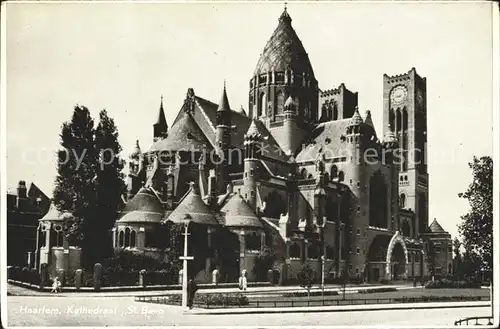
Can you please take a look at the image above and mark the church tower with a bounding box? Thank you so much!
[248,7,318,155]
[383,68,429,235]
[243,120,261,211]
[215,83,232,194]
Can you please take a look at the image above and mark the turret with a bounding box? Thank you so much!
[127,140,144,200]
[278,95,303,156]
[243,119,261,210]
[215,83,232,194]
[153,96,168,142]
[343,106,367,274]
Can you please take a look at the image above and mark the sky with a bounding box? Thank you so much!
[4,1,495,239]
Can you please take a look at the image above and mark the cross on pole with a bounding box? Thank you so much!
[179,221,194,309]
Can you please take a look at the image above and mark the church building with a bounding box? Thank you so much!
[113,8,452,284]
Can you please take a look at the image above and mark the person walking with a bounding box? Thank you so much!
[238,270,248,291]
[187,278,198,309]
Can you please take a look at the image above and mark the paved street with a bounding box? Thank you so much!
[6,295,492,326]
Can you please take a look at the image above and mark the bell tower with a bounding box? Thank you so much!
[383,67,429,235]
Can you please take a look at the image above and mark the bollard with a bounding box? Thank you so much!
[93,263,102,291]
[178,269,183,285]
[22,267,29,283]
[75,269,82,290]
[212,269,219,285]
[39,263,48,291]
[139,269,147,288]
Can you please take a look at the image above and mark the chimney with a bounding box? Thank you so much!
[17,180,27,198]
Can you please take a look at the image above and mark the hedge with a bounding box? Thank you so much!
[282,290,339,297]
[163,293,249,307]
[395,295,484,303]
[425,279,481,289]
[358,287,398,294]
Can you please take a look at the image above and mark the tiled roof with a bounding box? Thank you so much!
[220,194,263,228]
[39,203,62,222]
[254,9,315,78]
[148,111,209,153]
[295,119,350,162]
[118,188,164,223]
[165,184,218,226]
[428,219,446,233]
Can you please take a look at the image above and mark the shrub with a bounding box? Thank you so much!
[379,278,390,285]
[425,278,481,289]
[395,295,483,303]
[283,290,339,297]
[359,287,397,294]
[159,293,249,307]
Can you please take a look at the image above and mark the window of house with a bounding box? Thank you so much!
[289,243,300,259]
[435,245,441,253]
[119,231,124,247]
[130,230,136,248]
[355,268,359,274]
[356,248,360,255]
[356,228,360,235]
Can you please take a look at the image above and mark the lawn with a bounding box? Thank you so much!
[245,287,489,304]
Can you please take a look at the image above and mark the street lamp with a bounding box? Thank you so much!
[179,217,194,310]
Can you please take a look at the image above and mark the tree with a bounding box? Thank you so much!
[53,106,98,255]
[53,106,125,267]
[297,264,316,299]
[253,246,276,282]
[452,238,463,280]
[92,109,126,261]
[458,156,493,280]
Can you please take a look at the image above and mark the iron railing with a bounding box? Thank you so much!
[454,316,493,326]
[135,295,490,309]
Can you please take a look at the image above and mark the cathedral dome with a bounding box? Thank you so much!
[253,9,315,78]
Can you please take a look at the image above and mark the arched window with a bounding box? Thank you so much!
[399,193,406,208]
[330,165,338,179]
[333,103,339,120]
[56,232,64,247]
[396,109,402,132]
[300,168,307,179]
[369,171,388,228]
[41,230,47,247]
[402,108,408,132]
[307,174,313,179]
[124,228,130,247]
[119,231,124,247]
[308,242,320,259]
[289,243,300,259]
[130,230,136,247]
[389,110,395,131]
[276,90,284,115]
[448,263,452,274]
[258,93,266,118]
[338,171,345,182]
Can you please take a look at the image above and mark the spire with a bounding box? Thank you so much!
[155,95,168,127]
[364,110,374,128]
[279,2,292,24]
[217,82,231,112]
[245,119,261,138]
[349,106,363,126]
